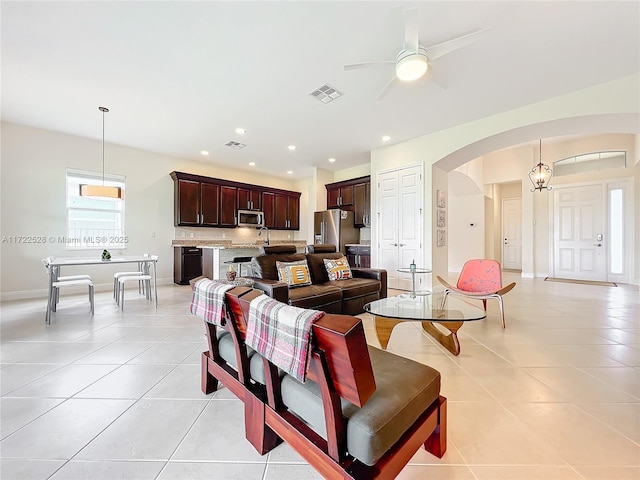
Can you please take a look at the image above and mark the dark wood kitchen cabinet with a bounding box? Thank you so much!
[326,176,370,227]
[220,185,237,227]
[353,181,370,227]
[261,192,275,228]
[237,186,262,211]
[346,245,371,268]
[171,171,301,230]
[327,183,354,209]
[173,178,220,227]
[274,192,300,230]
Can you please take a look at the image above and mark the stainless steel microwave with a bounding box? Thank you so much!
[237,210,264,227]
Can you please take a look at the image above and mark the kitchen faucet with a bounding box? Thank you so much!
[258,226,270,245]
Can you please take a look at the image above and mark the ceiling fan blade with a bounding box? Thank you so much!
[426,65,448,89]
[403,8,419,52]
[376,76,398,101]
[344,61,395,71]
[425,28,489,62]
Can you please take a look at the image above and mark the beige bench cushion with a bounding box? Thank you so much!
[261,346,441,466]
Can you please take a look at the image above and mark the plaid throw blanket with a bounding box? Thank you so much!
[190,279,234,326]
[246,294,325,382]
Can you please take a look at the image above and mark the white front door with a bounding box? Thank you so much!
[553,184,606,281]
[377,165,423,290]
[502,197,522,270]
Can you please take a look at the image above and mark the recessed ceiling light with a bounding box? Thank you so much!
[235,128,246,135]
[286,170,293,175]
[288,145,296,151]
[328,158,336,163]
[200,150,209,156]
[248,162,255,166]
[382,135,391,142]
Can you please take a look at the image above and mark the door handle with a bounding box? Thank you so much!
[391,243,398,246]
[594,243,602,247]
[399,243,406,247]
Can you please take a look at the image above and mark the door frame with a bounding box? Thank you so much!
[548,177,634,283]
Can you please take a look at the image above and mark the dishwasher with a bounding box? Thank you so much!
[173,247,203,285]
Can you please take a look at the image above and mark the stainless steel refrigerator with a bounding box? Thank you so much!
[313,210,359,254]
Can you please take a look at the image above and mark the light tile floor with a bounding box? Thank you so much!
[1,273,638,479]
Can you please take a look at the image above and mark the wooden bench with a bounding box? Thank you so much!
[199,286,447,479]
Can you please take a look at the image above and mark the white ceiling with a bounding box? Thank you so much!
[2,1,639,179]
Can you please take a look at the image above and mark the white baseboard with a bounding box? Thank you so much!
[0,277,175,302]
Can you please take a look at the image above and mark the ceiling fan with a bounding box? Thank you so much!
[344,8,488,100]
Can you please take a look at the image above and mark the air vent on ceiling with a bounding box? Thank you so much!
[309,84,342,103]
[225,141,247,149]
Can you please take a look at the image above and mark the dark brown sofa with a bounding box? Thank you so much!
[247,244,387,315]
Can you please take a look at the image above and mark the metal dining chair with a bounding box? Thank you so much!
[42,257,94,325]
[113,254,149,300]
[117,255,158,310]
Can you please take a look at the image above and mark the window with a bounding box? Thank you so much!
[66,169,126,249]
[554,151,626,176]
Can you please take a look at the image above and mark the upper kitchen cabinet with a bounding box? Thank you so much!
[326,183,354,209]
[262,191,275,228]
[274,192,300,230]
[353,181,370,227]
[220,185,237,227]
[326,176,370,227]
[237,186,262,211]
[171,175,220,227]
[170,171,300,229]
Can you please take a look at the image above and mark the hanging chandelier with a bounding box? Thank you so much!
[79,107,123,199]
[529,139,553,192]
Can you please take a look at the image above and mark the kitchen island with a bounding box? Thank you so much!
[171,240,307,281]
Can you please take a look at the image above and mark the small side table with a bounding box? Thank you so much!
[397,267,432,297]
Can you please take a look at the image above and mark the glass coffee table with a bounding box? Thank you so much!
[364,292,486,355]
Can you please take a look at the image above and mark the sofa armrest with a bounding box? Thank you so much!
[246,277,290,304]
[351,268,388,299]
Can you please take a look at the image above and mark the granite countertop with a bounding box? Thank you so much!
[172,239,308,248]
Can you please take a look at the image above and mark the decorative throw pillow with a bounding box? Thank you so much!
[323,256,353,281]
[276,260,312,288]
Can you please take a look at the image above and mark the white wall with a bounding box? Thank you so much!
[0,122,304,299]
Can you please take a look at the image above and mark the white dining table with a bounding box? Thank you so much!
[47,255,159,315]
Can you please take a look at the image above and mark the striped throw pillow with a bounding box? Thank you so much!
[276,260,312,288]
[323,256,353,281]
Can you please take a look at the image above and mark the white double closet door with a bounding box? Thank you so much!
[377,165,424,290]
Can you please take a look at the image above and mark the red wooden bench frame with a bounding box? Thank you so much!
[200,286,447,479]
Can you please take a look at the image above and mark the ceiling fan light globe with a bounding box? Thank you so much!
[396,52,428,81]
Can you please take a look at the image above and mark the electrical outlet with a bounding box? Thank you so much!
[287,234,291,239]
[222,233,226,238]
[189,232,195,238]
[150,232,155,238]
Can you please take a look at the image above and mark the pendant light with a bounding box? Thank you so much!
[529,139,553,192]
[79,107,123,199]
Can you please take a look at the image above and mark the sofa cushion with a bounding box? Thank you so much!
[287,284,342,310]
[279,346,441,466]
[323,256,353,281]
[324,278,380,299]
[252,252,306,281]
[306,252,344,284]
[276,260,312,288]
